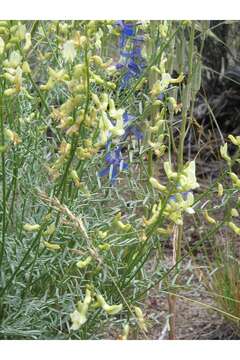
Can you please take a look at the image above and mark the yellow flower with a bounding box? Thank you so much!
[163,161,178,180]
[143,202,161,226]
[228,221,240,235]
[149,177,167,191]
[228,134,240,147]
[70,289,92,330]
[76,256,92,269]
[98,243,111,251]
[70,170,81,188]
[220,143,231,164]
[112,213,132,232]
[23,223,41,232]
[5,50,22,68]
[4,88,17,96]
[134,306,147,332]
[62,40,76,62]
[0,36,4,54]
[43,241,61,250]
[96,294,123,315]
[4,128,22,145]
[148,141,166,158]
[230,172,240,189]
[23,32,31,52]
[98,230,108,239]
[203,210,216,224]
[156,227,173,236]
[231,208,239,217]
[73,32,87,49]
[15,23,26,41]
[14,66,22,92]
[170,72,184,84]
[44,223,56,236]
[165,192,195,225]
[179,161,199,192]
[150,72,184,97]
[22,61,31,74]
[70,310,85,331]
[119,324,129,340]
[217,183,224,197]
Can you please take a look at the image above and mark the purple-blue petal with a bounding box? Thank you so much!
[123,112,135,123]
[105,152,114,164]
[116,63,124,70]
[98,167,110,177]
[110,165,119,182]
[131,126,144,140]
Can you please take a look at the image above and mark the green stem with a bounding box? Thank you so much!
[168,21,196,340]
[0,90,5,269]
[177,22,195,170]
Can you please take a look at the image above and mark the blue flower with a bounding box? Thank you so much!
[115,21,136,47]
[157,93,165,101]
[98,146,128,183]
[115,21,146,89]
[121,112,144,141]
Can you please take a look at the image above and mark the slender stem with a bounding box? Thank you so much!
[177,22,195,170]
[0,89,5,269]
[168,21,195,340]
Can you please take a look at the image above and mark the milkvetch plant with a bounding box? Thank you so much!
[0,19,238,340]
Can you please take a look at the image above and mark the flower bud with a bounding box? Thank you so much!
[96,294,123,315]
[163,161,178,180]
[134,306,147,332]
[228,221,240,235]
[230,172,240,188]
[118,324,129,340]
[0,36,4,54]
[217,183,224,197]
[76,256,92,269]
[4,88,17,96]
[5,128,22,145]
[203,210,216,224]
[149,177,167,191]
[44,223,56,236]
[22,61,31,74]
[228,134,240,147]
[231,208,239,217]
[23,223,41,232]
[220,143,231,165]
[23,32,31,52]
[70,169,81,188]
[43,241,61,250]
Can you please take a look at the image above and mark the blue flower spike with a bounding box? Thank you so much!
[99,147,128,184]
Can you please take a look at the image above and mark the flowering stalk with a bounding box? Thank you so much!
[49,43,90,241]
[168,22,195,340]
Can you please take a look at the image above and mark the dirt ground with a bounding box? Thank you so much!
[144,261,239,340]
